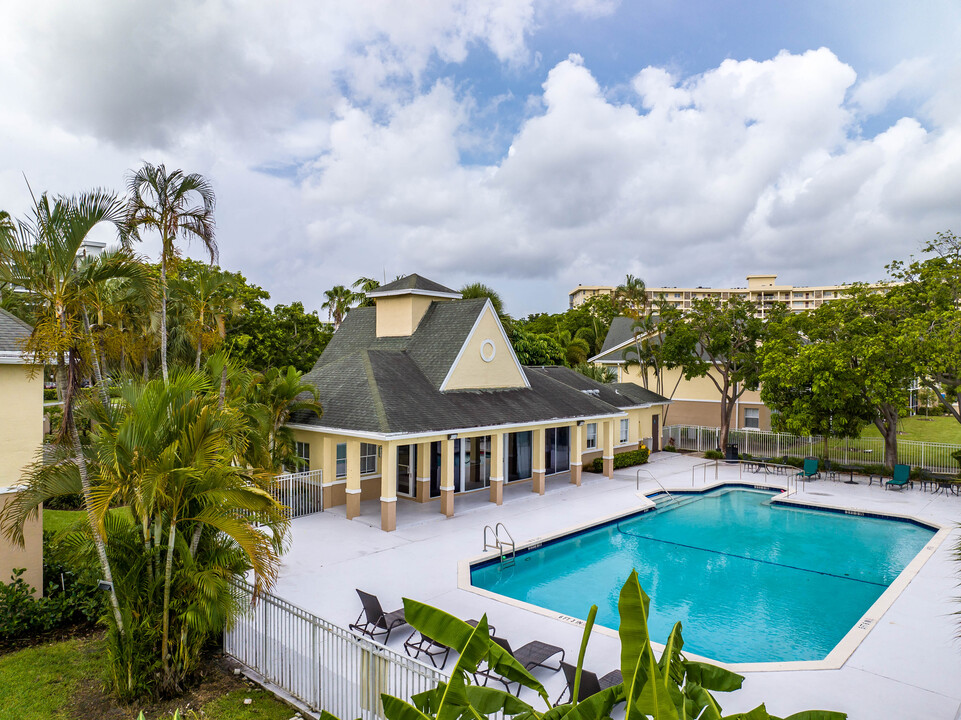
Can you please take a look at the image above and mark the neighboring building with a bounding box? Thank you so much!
[290,274,669,532]
[0,308,43,593]
[591,317,770,432]
[570,274,881,317]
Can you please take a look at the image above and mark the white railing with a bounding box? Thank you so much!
[665,425,961,474]
[272,469,324,519]
[225,580,446,718]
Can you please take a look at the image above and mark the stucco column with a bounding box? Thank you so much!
[381,441,397,532]
[489,432,504,505]
[603,419,615,478]
[440,438,455,517]
[346,438,361,519]
[320,436,337,510]
[415,441,431,502]
[570,423,583,486]
[532,428,546,495]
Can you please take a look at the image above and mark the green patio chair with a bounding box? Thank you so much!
[885,464,912,491]
[796,457,820,480]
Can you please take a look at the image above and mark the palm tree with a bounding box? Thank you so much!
[125,163,216,382]
[460,282,505,315]
[352,276,381,307]
[615,274,647,318]
[321,285,359,328]
[0,189,146,636]
[170,265,240,370]
[250,366,323,471]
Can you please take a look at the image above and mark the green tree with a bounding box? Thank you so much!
[509,327,566,366]
[249,365,323,471]
[2,370,290,699]
[125,163,217,382]
[170,264,240,370]
[767,286,914,467]
[889,232,961,425]
[615,274,647,319]
[622,303,687,425]
[322,284,359,328]
[227,300,333,372]
[660,296,767,451]
[352,276,381,307]
[0,189,147,639]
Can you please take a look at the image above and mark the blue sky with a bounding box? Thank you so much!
[1,1,959,316]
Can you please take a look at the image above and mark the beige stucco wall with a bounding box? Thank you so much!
[0,364,43,488]
[615,364,768,430]
[374,295,436,337]
[444,306,526,390]
[0,363,43,594]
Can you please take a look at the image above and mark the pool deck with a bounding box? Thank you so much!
[272,452,961,720]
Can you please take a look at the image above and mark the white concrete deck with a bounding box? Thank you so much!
[272,453,961,720]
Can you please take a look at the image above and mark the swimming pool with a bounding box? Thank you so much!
[470,487,936,664]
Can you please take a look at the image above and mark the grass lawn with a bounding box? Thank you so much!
[0,633,297,720]
[43,507,134,535]
[861,415,961,445]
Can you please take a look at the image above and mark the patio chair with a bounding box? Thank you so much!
[404,630,450,669]
[349,589,407,643]
[474,636,565,694]
[796,457,820,480]
[823,459,839,482]
[885,464,913,491]
[467,618,497,636]
[555,661,622,705]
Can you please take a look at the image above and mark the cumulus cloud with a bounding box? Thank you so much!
[1,1,960,317]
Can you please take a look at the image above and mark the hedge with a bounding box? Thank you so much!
[587,446,650,473]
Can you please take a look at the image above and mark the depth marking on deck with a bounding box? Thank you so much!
[557,614,586,627]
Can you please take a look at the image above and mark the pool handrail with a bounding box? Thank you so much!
[636,467,679,505]
[690,459,804,495]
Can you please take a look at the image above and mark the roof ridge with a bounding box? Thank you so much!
[361,350,391,433]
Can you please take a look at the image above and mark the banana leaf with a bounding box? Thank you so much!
[465,685,536,716]
[658,621,686,712]
[681,682,723,720]
[619,570,679,720]
[684,661,744,692]
[382,694,440,720]
[780,712,848,720]
[722,704,773,720]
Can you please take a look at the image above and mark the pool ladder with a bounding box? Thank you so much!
[483,522,516,567]
[637,468,679,506]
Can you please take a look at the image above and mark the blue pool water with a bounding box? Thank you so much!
[470,488,934,663]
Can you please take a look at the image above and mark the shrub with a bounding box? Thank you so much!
[704,449,724,460]
[587,446,651,473]
[663,444,678,452]
[0,561,102,642]
[43,388,58,402]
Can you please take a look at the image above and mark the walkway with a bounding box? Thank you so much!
[272,453,961,720]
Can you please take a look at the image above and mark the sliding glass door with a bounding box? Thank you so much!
[545,427,570,475]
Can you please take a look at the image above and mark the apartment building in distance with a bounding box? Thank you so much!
[570,274,873,317]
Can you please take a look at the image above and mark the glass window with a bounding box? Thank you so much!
[744,408,760,429]
[586,423,597,449]
[360,442,378,475]
[620,419,629,444]
[293,441,310,472]
[336,442,347,478]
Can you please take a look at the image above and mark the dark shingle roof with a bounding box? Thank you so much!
[368,274,459,296]
[598,316,637,356]
[295,351,624,434]
[526,366,669,409]
[0,308,32,354]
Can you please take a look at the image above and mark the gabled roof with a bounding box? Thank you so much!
[317,299,490,390]
[599,316,637,355]
[367,274,460,298]
[0,308,32,356]
[295,350,623,435]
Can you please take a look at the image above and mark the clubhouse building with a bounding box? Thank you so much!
[290,275,669,531]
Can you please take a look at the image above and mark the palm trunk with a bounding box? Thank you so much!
[160,256,168,383]
[83,308,109,407]
[161,516,177,689]
[219,365,228,411]
[59,344,124,635]
[195,336,202,371]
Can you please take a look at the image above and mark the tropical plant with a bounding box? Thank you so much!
[170,264,240,370]
[248,365,323,471]
[322,571,844,720]
[353,276,381,307]
[322,285,360,328]
[2,370,290,699]
[575,363,616,383]
[0,188,148,636]
[460,282,506,317]
[615,274,647,318]
[125,162,217,382]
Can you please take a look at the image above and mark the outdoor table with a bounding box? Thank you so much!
[934,478,961,496]
[836,465,858,484]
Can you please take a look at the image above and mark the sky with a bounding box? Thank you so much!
[1,1,960,317]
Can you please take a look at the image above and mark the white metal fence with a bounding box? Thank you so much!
[665,425,961,474]
[271,469,324,519]
[225,580,447,718]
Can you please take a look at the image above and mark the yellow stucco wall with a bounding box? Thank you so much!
[616,365,768,430]
[0,364,43,488]
[0,363,43,594]
[444,306,526,390]
[374,295,435,337]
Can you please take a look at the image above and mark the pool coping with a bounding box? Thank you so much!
[457,480,951,674]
